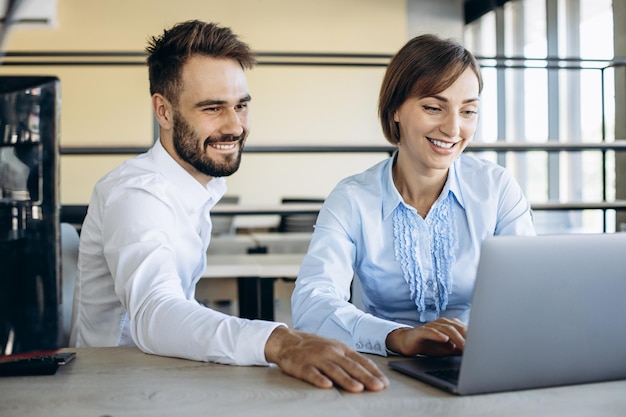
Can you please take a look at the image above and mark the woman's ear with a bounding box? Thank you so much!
[393,110,399,123]
[152,94,173,131]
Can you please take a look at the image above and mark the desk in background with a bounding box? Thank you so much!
[206,234,258,255]
[203,252,305,321]
[1,347,624,417]
[210,203,322,216]
[203,232,311,321]
[250,232,312,253]
[210,202,322,233]
[208,232,313,255]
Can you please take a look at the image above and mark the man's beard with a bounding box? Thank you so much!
[172,111,246,178]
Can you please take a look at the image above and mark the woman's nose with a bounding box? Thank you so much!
[440,113,461,138]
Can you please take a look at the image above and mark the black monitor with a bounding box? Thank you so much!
[0,76,61,360]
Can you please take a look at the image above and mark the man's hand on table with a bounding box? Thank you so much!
[264,326,390,393]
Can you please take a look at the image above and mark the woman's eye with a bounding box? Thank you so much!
[423,105,440,112]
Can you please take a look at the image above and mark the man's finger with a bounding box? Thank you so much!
[317,360,367,393]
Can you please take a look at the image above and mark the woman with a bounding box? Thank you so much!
[291,34,535,357]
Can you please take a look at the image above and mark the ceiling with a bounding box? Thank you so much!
[464,0,511,24]
[0,0,513,48]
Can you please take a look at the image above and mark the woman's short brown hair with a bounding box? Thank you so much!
[378,34,483,145]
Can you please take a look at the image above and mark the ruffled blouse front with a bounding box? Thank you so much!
[393,193,457,322]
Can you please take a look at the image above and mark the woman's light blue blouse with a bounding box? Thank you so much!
[291,153,536,356]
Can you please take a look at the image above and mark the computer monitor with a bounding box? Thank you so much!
[0,76,61,358]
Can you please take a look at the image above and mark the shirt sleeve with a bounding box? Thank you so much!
[103,185,284,366]
[291,184,407,356]
[491,165,536,236]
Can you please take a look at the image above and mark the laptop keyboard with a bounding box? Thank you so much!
[426,368,460,384]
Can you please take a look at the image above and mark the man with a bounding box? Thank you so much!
[70,20,388,393]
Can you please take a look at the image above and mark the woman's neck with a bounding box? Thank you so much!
[392,161,448,218]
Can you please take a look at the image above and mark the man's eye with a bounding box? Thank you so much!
[236,103,249,110]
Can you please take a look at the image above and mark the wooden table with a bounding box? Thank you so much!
[203,253,304,321]
[1,347,624,417]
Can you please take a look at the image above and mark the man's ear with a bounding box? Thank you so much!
[152,94,173,130]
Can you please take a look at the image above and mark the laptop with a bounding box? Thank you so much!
[389,232,626,395]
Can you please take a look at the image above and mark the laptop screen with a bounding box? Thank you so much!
[390,233,626,395]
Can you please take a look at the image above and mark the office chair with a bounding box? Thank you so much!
[60,205,88,234]
[60,222,80,347]
[277,197,323,233]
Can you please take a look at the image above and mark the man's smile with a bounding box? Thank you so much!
[204,137,243,152]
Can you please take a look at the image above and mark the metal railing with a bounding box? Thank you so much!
[60,141,626,232]
[5,50,625,232]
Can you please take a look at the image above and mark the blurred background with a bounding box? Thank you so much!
[1,0,624,235]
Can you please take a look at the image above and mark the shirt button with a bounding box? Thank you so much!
[426,279,434,287]
[366,342,372,349]
[356,342,363,349]
[374,343,381,351]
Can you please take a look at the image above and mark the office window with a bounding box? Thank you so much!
[464,0,615,233]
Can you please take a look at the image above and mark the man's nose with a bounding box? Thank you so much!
[220,109,245,136]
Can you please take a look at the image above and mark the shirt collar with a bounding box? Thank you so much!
[382,152,466,219]
[149,140,227,211]
[448,158,466,209]
[382,152,404,220]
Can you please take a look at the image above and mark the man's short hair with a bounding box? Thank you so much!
[146,20,256,104]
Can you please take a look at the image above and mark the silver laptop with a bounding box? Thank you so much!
[389,233,626,395]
